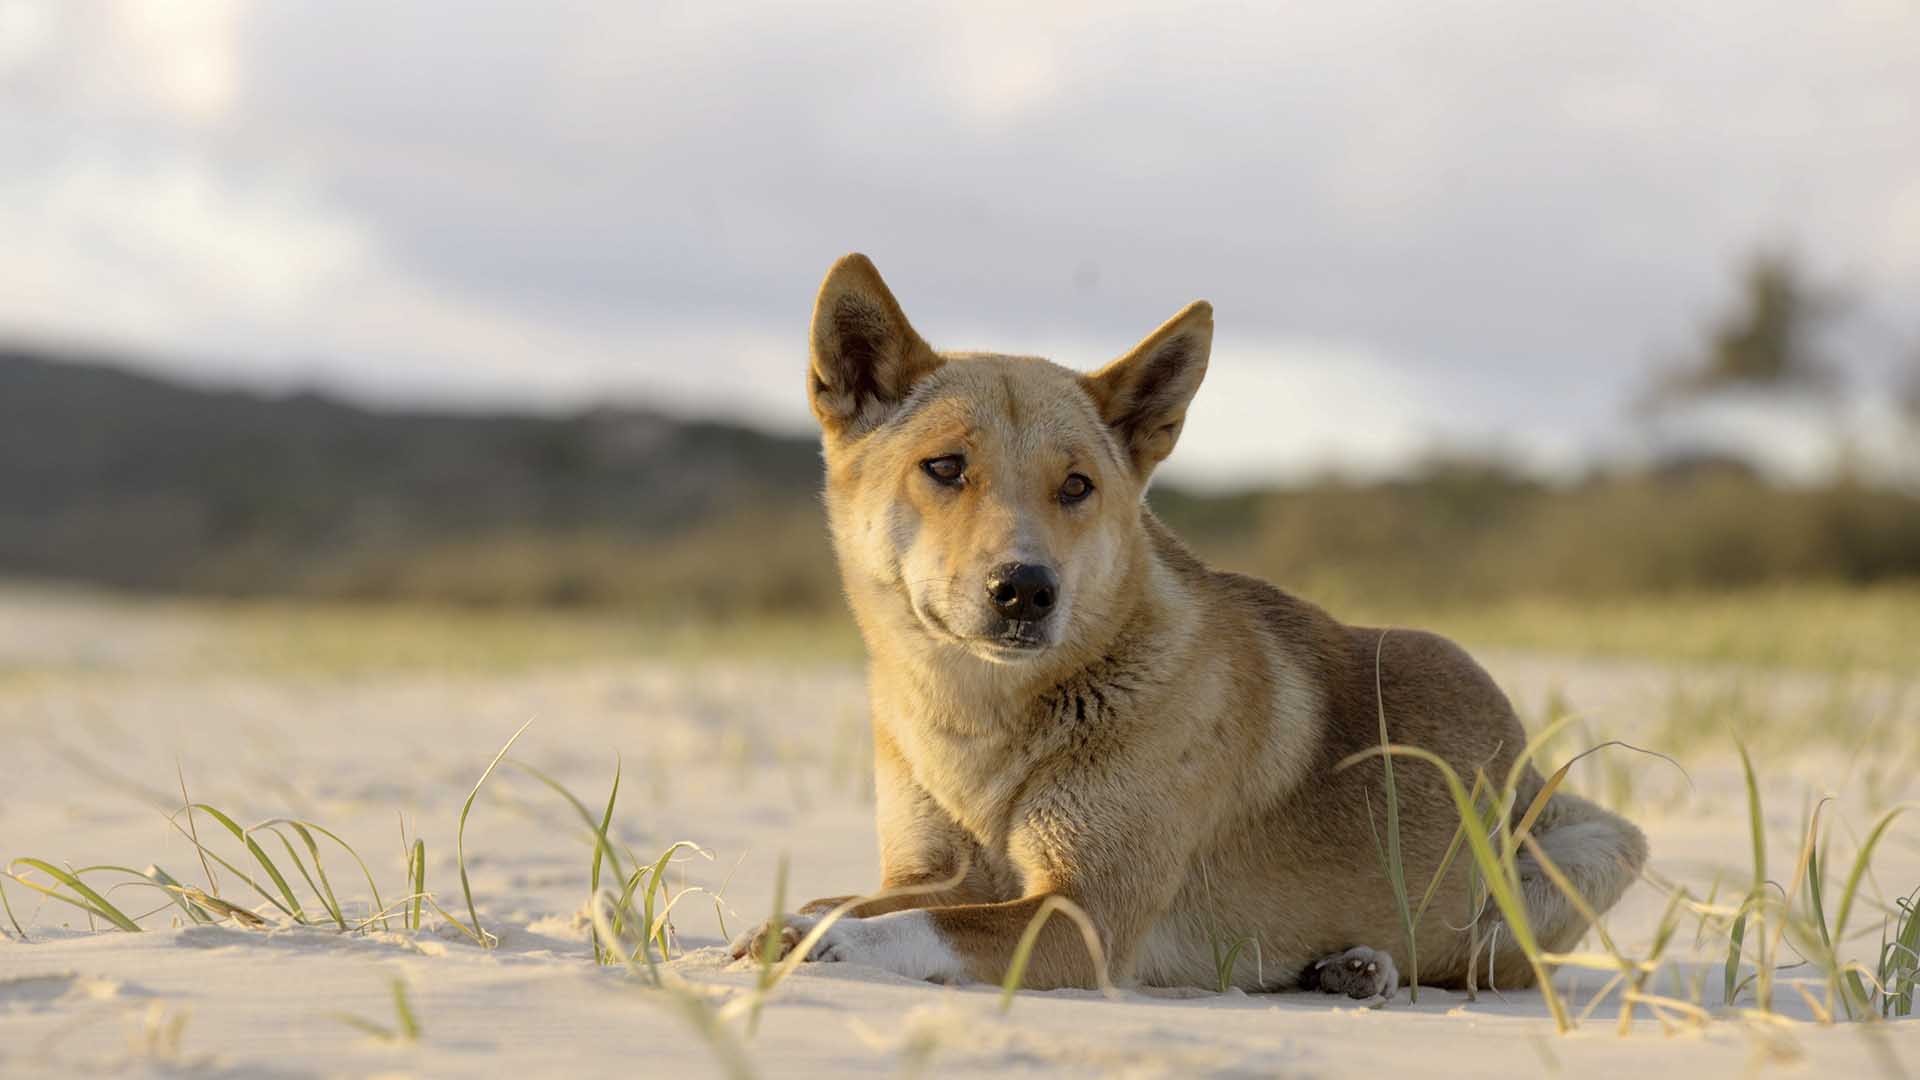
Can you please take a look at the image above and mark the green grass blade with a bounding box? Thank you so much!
[1801,824,1855,1022]
[639,841,711,965]
[1826,803,1918,1018]
[1416,771,1490,925]
[332,976,422,1044]
[1833,803,1916,943]
[6,859,143,932]
[1215,936,1256,992]
[1724,903,1749,1007]
[262,825,342,930]
[1362,791,1418,1001]
[408,839,427,931]
[1891,888,1920,1017]
[591,755,622,963]
[1806,828,1831,949]
[164,811,295,917]
[334,1014,396,1040]
[263,819,386,931]
[1338,743,1570,1031]
[284,822,347,929]
[507,760,632,887]
[390,976,421,1040]
[506,759,641,961]
[0,874,29,940]
[1369,630,1419,1001]
[457,717,537,949]
[1735,741,1765,889]
[186,803,306,922]
[1732,739,1770,1011]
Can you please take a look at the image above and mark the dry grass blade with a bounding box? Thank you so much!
[140,865,215,925]
[176,761,219,896]
[998,894,1118,1013]
[1787,981,1834,1024]
[175,885,267,927]
[763,859,976,992]
[1521,834,1653,1033]
[1500,714,1581,841]
[587,896,758,1080]
[656,983,758,1080]
[1622,990,1713,1026]
[748,855,788,1036]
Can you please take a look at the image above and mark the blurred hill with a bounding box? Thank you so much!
[3,348,1917,616]
[0,348,830,608]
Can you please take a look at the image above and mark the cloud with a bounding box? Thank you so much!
[1166,339,1445,487]
[0,153,369,358]
[1,0,1915,479]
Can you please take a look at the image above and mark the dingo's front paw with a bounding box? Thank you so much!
[729,913,829,962]
[728,911,964,983]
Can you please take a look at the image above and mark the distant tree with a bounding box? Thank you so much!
[1903,346,1920,424]
[1645,252,1843,409]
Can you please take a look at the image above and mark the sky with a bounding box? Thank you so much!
[1,1,1916,485]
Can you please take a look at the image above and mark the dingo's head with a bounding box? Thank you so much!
[807,254,1211,666]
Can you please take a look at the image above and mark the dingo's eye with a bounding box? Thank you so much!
[921,455,966,486]
[1059,473,1094,504]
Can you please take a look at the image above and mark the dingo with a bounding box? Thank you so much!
[731,254,1647,998]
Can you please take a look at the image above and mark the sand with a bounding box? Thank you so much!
[1,588,1916,1077]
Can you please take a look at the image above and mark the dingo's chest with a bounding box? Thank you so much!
[888,708,1052,852]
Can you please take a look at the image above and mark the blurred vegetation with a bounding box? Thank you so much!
[248,464,1920,618]
[1153,459,1920,610]
[1641,251,1841,406]
[3,346,1918,636]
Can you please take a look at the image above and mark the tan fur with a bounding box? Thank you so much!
[744,253,1649,993]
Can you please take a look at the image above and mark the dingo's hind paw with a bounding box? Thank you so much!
[1305,946,1399,1001]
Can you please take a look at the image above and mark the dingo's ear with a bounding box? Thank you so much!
[1083,301,1212,476]
[808,254,943,436]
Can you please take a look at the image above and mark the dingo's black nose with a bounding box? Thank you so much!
[986,563,1058,621]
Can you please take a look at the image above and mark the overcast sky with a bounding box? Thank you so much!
[2,1,1915,484]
